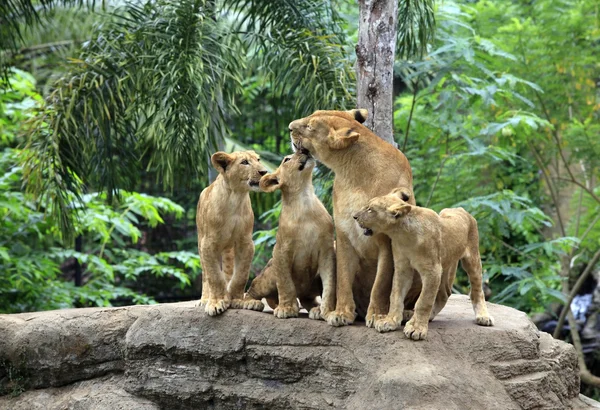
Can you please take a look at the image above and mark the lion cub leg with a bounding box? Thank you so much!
[313,248,336,321]
[404,263,442,340]
[375,261,413,333]
[365,238,394,328]
[200,241,230,316]
[228,239,260,310]
[272,253,299,319]
[244,260,276,311]
[461,245,494,326]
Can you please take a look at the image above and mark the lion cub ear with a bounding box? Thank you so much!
[211,152,234,173]
[388,203,412,219]
[259,173,281,193]
[328,128,360,150]
[347,109,368,124]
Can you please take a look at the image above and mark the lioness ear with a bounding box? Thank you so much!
[328,128,360,150]
[388,203,412,219]
[347,109,368,124]
[211,151,234,173]
[390,187,412,202]
[259,173,281,193]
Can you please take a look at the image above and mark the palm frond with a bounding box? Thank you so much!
[397,0,436,60]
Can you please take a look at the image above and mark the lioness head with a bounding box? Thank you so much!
[211,150,267,192]
[288,109,368,161]
[259,151,315,193]
[352,194,412,236]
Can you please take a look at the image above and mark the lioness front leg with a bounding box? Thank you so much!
[327,232,358,326]
[375,259,413,333]
[228,239,257,310]
[200,241,229,316]
[404,264,442,340]
[366,236,393,328]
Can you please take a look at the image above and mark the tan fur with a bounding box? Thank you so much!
[289,109,416,327]
[353,193,494,340]
[245,152,336,320]
[196,150,267,316]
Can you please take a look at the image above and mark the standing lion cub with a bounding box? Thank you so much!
[244,151,336,320]
[196,150,267,316]
[353,189,494,340]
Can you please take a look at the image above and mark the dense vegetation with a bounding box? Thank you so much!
[1,0,599,389]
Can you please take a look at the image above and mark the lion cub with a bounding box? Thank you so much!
[244,151,336,320]
[353,189,494,340]
[196,150,267,316]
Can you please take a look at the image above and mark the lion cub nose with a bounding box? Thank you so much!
[353,214,358,220]
[258,170,268,176]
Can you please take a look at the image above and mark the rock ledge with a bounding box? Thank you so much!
[0,295,596,409]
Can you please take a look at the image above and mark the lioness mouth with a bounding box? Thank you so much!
[363,228,373,236]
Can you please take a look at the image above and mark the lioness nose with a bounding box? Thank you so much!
[288,120,299,131]
[258,170,267,176]
[353,214,358,220]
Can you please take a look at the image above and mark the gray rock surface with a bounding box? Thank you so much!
[0,295,595,409]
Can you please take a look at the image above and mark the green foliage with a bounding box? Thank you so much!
[0,69,199,313]
[395,0,599,313]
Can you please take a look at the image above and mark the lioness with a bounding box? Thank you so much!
[353,190,494,340]
[244,151,336,320]
[196,150,267,316]
[289,109,415,327]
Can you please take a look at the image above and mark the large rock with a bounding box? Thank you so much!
[0,295,595,409]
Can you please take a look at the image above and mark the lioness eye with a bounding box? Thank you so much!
[284,158,291,163]
[241,159,249,165]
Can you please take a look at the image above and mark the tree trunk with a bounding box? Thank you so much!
[356,0,398,146]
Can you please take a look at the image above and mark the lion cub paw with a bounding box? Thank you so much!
[273,305,299,319]
[375,316,400,333]
[195,299,208,308]
[230,299,245,309]
[326,310,356,327]
[205,299,230,316]
[403,319,428,341]
[309,307,322,320]
[476,315,494,326]
[366,313,386,328]
[242,298,265,311]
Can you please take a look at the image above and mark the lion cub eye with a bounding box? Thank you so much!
[241,159,249,165]
[283,158,291,163]
[367,208,373,213]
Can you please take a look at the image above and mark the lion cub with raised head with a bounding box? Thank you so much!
[196,150,267,316]
[244,151,336,320]
[353,189,494,340]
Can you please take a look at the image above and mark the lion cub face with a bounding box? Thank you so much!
[288,109,368,161]
[259,151,315,193]
[353,190,413,236]
[211,150,267,192]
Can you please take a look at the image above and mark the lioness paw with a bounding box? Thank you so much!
[273,305,299,319]
[195,299,207,308]
[375,316,400,333]
[205,299,230,316]
[476,315,494,326]
[403,319,428,341]
[309,307,322,320]
[326,310,356,327]
[242,299,264,312]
